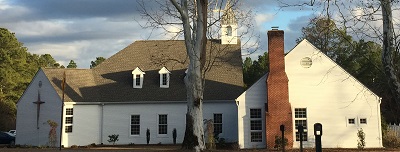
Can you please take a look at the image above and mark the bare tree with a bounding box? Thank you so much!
[279,0,400,112]
[137,0,256,150]
[170,0,207,150]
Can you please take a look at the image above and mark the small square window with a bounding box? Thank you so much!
[65,117,73,124]
[250,109,261,118]
[251,132,262,142]
[360,118,367,124]
[295,108,307,118]
[250,120,262,130]
[295,120,307,129]
[65,126,72,133]
[348,118,355,124]
[66,108,73,115]
[295,131,308,141]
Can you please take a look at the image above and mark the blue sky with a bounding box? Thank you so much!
[0,0,316,68]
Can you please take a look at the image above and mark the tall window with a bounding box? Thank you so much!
[65,108,73,133]
[158,114,168,135]
[250,109,262,142]
[213,114,222,135]
[227,26,232,36]
[135,74,141,86]
[159,67,170,88]
[131,115,140,135]
[162,73,167,85]
[132,67,145,88]
[294,108,307,141]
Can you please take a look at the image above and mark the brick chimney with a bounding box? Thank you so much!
[266,29,293,149]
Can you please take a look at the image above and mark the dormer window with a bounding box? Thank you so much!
[158,67,171,88]
[132,67,145,88]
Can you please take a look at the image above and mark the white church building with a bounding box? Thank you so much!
[15,4,382,149]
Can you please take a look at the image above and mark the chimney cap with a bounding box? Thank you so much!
[271,26,279,30]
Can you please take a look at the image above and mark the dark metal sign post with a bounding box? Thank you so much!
[314,123,323,152]
[298,125,304,152]
[280,125,285,152]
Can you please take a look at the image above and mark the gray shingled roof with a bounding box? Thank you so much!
[42,40,244,102]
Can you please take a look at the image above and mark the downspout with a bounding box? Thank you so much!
[100,103,104,144]
[377,97,383,147]
[59,102,64,149]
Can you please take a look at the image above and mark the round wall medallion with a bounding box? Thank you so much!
[300,57,312,68]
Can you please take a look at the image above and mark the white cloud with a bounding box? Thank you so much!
[7,20,70,37]
[255,13,274,26]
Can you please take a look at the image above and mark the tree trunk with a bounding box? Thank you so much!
[170,0,207,151]
[380,0,400,105]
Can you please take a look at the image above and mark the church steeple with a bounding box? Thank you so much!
[221,1,237,44]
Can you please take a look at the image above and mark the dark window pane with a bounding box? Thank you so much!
[250,120,262,130]
[65,117,73,124]
[65,126,73,133]
[66,108,73,115]
[295,108,306,118]
[251,132,262,142]
[250,109,261,118]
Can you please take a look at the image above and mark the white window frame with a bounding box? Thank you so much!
[158,67,171,88]
[294,108,307,141]
[132,67,145,88]
[65,108,73,133]
[158,114,168,135]
[130,115,140,136]
[250,108,262,142]
[213,113,223,136]
[359,118,367,125]
[347,118,356,126]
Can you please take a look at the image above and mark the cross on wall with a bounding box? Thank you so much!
[33,81,45,129]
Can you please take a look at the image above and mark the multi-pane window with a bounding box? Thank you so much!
[135,74,141,86]
[65,117,73,124]
[250,109,262,142]
[295,108,307,118]
[348,118,355,124]
[65,126,72,133]
[360,118,367,124]
[158,114,167,135]
[131,115,140,135]
[251,132,262,142]
[65,108,73,133]
[214,114,222,135]
[294,108,307,141]
[66,108,73,115]
[162,74,167,85]
[250,109,261,118]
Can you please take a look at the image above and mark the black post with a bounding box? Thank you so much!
[280,125,285,152]
[298,125,304,152]
[314,123,323,152]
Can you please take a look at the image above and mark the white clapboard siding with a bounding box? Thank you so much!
[236,74,267,149]
[62,101,237,147]
[286,39,382,148]
[16,69,63,147]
